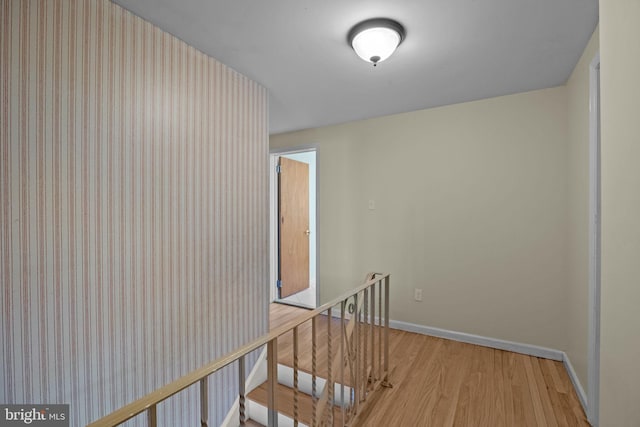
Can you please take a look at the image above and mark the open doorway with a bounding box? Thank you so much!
[269,147,318,308]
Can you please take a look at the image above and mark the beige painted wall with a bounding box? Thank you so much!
[565,26,599,398]
[599,1,640,425]
[272,87,569,350]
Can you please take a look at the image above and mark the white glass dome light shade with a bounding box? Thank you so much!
[348,18,405,66]
[352,27,401,64]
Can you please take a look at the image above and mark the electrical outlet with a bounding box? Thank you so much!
[368,199,375,210]
[414,288,423,302]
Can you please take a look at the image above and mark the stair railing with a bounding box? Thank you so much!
[87,272,391,427]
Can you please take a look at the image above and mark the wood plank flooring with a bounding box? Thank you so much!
[268,303,590,427]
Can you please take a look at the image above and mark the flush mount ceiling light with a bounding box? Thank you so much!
[348,18,405,66]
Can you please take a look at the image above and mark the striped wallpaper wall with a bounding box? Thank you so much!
[0,1,269,425]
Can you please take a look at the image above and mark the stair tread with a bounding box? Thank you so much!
[247,381,344,427]
[243,420,265,427]
[273,312,384,388]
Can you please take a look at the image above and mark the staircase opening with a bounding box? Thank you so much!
[88,273,392,427]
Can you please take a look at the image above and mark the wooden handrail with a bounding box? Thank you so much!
[87,272,391,427]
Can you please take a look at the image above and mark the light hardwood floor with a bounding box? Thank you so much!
[268,303,590,427]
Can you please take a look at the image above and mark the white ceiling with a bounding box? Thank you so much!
[113,0,598,135]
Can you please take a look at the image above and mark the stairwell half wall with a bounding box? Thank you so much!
[0,1,269,425]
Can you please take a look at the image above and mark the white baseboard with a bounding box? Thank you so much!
[562,353,588,416]
[389,319,564,361]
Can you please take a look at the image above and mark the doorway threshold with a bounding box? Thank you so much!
[277,285,317,309]
[274,298,315,310]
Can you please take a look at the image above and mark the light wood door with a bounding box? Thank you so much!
[278,157,310,299]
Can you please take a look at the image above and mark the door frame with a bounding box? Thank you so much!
[269,145,319,306]
[587,51,601,427]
